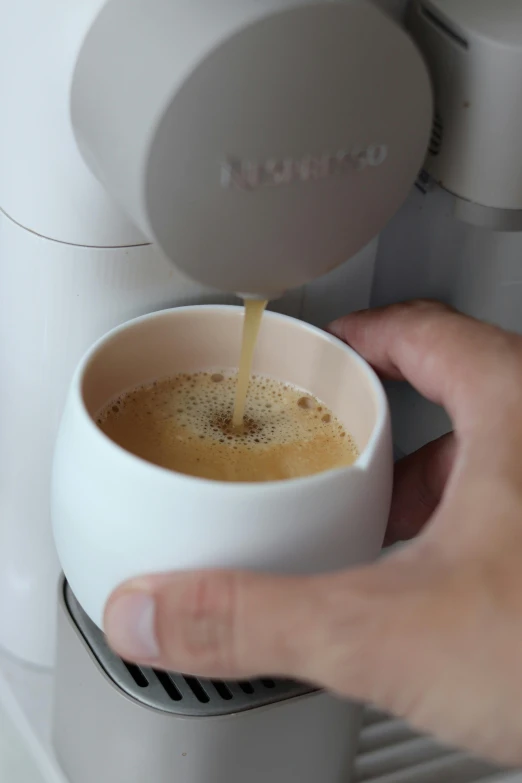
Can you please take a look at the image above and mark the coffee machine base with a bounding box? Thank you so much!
[53,577,361,783]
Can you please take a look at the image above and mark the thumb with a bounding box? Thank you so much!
[104,550,436,703]
[104,548,522,767]
[104,569,339,681]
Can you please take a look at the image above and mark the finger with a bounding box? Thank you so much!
[386,432,457,544]
[103,556,522,767]
[104,570,338,681]
[103,555,447,707]
[328,300,522,429]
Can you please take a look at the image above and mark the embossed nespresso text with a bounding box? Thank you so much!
[220,144,388,190]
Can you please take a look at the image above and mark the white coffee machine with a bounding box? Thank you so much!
[1,1,522,782]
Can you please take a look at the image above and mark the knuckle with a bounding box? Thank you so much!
[316,575,386,699]
[413,298,451,311]
[161,572,241,674]
[398,299,453,316]
[487,333,522,392]
[505,333,522,369]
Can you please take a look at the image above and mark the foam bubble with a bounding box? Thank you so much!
[96,372,358,482]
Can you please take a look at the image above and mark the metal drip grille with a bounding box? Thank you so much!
[64,583,313,717]
[428,112,444,158]
[65,583,521,782]
[355,708,516,783]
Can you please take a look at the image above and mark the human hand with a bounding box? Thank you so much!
[104,301,522,766]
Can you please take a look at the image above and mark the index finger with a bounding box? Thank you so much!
[328,300,521,429]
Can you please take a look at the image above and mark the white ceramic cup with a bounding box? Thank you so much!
[51,305,393,629]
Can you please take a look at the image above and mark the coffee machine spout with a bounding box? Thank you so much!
[70,0,432,299]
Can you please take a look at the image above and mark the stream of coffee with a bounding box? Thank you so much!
[232,298,268,429]
[97,299,359,482]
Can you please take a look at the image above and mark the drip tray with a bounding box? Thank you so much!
[64,582,313,717]
[62,581,520,783]
[356,707,517,783]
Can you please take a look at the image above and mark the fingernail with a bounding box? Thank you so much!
[105,592,160,660]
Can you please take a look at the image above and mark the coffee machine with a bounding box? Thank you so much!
[1,1,522,781]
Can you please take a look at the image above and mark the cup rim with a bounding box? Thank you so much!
[73,304,389,489]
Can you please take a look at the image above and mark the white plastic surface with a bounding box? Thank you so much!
[0,0,145,244]
[1,649,519,783]
[301,238,379,327]
[409,0,522,213]
[0,669,64,783]
[0,215,227,667]
[372,183,522,456]
[355,708,515,783]
[72,0,432,297]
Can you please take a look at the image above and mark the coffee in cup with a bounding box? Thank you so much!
[52,305,392,631]
[97,371,358,482]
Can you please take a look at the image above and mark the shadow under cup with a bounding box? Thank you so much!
[52,305,393,631]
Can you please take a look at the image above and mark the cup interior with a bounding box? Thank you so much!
[81,306,382,454]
